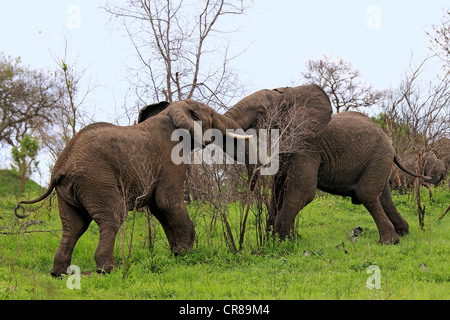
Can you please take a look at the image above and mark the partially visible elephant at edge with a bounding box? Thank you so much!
[390,151,447,192]
[15,99,247,277]
[221,84,436,244]
[432,138,450,175]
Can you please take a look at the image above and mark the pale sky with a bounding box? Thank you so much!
[0,0,448,183]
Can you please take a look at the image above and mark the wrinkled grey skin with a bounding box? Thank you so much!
[391,151,447,191]
[15,99,243,277]
[222,84,434,244]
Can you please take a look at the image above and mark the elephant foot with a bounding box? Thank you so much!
[167,229,195,255]
[378,232,399,245]
[272,222,292,241]
[275,232,290,242]
[96,260,118,274]
[50,267,69,278]
[395,227,409,237]
[172,249,188,257]
[51,255,71,278]
[96,264,117,274]
[171,243,193,256]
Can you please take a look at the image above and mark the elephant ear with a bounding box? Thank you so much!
[167,100,203,143]
[138,101,170,123]
[280,84,332,140]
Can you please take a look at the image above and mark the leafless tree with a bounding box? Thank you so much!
[36,38,97,161]
[104,0,252,208]
[381,55,450,229]
[301,53,384,113]
[382,57,449,152]
[54,40,94,141]
[426,8,450,69]
[187,159,238,252]
[104,0,250,112]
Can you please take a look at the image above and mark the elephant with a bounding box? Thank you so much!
[431,138,450,173]
[390,151,447,192]
[15,99,249,277]
[221,84,437,244]
[432,137,450,188]
[423,153,447,182]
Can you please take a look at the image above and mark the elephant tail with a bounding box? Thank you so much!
[14,179,57,219]
[394,155,440,184]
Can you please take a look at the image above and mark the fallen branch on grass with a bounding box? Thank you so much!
[0,229,62,235]
[20,220,44,232]
[0,220,61,236]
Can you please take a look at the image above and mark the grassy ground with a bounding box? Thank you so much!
[0,174,448,300]
[0,169,44,197]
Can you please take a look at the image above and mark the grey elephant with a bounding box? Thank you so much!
[15,99,248,277]
[391,151,447,192]
[221,85,436,244]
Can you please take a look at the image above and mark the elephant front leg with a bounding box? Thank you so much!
[149,201,195,254]
[380,182,409,236]
[90,199,126,273]
[273,154,319,240]
[94,226,119,273]
[150,182,195,254]
[274,185,316,240]
[267,171,287,234]
[361,198,399,244]
[142,165,196,253]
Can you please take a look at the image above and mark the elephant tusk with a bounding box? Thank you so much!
[193,121,203,143]
[226,132,253,140]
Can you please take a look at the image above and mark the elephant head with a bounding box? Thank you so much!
[222,84,333,180]
[139,99,251,147]
[224,84,332,138]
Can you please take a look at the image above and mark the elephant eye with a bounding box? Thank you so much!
[190,110,200,121]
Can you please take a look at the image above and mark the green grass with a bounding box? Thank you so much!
[0,176,449,300]
[0,169,44,197]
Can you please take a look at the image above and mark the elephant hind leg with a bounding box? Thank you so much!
[359,195,399,244]
[94,226,120,273]
[380,182,409,236]
[51,195,92,277]
[91,208,125,273]
[355,160,400,244]
[84,190,127,274]
[273,153,320,240]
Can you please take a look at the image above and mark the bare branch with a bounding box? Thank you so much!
[301,53,383,113]
[103,0,250,111]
